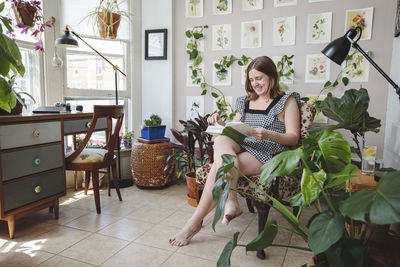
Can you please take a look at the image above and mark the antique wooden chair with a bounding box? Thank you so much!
[195,101,316,259]
[65,105,124,214]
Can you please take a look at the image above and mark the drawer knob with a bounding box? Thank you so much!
[34,186,41,194]
[34,157,41,165]
[32,130,40,137]
[86,122,92,128]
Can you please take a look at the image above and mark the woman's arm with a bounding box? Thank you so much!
[247,96,300,146]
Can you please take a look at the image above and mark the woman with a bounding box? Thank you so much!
[169,56,300,247]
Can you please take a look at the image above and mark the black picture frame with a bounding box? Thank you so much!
[396,0,400,37]
[145,29,168,60]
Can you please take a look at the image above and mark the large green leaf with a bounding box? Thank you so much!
[339,171,400,224]
[259,147,303,185]
[301,168,327,205]
[212,180,231,231]
[289,192,308,207]
[217,232,239,267]
[325,238,366,267]
[325,164,358,189]
[318,130,351,173]
[0,34,24,75]
[308,211,345,254]
[246,220,278,251]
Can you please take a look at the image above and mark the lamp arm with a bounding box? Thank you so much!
[351,42,400,100]
[70,30,126,77]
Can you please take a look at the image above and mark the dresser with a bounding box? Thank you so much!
[0,112,106,238]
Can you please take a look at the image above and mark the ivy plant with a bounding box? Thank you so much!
[275,54,294,89]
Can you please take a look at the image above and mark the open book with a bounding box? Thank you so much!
[206,122,253,143]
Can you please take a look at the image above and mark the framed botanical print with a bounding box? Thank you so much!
[345,7,374,40]
[212,60,231,86]
[186,96,204,120]
[241,20,262,48]
[305,54,330,83]
[242,0,263,11]
[212,24,232,50]
[186,0,203,18]
[213,0,232,15]
[274,0,297,7]
[272,16,296,46]
[307,12,332,44]
[145,29,167,60]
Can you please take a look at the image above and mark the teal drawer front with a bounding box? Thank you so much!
[1,144,63,181]
[3,169,64,213]
[63,117,107,135]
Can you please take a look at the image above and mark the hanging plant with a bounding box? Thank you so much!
[275,54,294,89]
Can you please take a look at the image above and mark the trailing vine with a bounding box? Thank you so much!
[275,54,294,89]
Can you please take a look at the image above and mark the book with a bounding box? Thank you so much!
[206,122,253,144]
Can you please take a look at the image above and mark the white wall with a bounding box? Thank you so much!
[383,36,400,169]
[141,0,174,137]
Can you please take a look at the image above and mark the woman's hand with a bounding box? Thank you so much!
[207,113,224,125]
[247,128,268,140]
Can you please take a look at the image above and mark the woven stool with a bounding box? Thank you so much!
[130,141,173,187]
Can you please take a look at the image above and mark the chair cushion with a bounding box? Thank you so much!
[195,163,300,202]
[300,102,316,139]
[66,148,108,163]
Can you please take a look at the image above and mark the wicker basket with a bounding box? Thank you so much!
[130,141,173,187]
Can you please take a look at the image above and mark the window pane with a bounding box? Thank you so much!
[67,37,125,55]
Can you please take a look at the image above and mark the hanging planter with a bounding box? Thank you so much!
[11,3,37,28]
[97,11,121,39]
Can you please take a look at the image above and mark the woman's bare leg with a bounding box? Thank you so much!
[169,136,241,246]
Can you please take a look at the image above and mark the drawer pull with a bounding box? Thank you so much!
[34,186,41,194]
[32,129,40,137]
[86,122,92,128]
[34,157,41,165]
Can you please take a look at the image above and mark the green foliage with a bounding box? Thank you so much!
[144,114,162,126]
[275,54,294,89]
[211,129,400,266]
[122,127,134,139]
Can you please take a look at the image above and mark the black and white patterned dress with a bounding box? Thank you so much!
[235,92,301,164]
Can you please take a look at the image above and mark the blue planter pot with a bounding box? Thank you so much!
[141,125,166,140]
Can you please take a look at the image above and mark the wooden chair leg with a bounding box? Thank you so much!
[74,171,78,191]
[107,167,111,197]
[53,198,59,219]
[254,200,272,260]
[84,171,90,195]
[246,199,255,213]
[92,170,101,214]
[112,162,122,201]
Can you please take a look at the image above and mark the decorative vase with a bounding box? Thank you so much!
[186,172,197,207]
[123,138,132,148]
[140,125,166,140]
[11,3,37,28]
[97,12,121,39]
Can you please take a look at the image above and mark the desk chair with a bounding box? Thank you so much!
[66,105,124,214]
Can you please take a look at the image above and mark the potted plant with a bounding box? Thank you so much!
[212,128,400,267]
[122,127,134,148]
[0,2,36,114]
[141,114,166,140]
[166,114,213,206]
[80,0,133,39]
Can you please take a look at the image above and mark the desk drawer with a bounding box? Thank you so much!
[2,169,64,213]
[0,121,61,149]
[64,117,107,135]
[1,144,63,181]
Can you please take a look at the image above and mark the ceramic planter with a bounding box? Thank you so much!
[97,11,121,39]
[0,101,23,116]
[186,172,197,207]
[141,125,166,140]
[12,3,37,28]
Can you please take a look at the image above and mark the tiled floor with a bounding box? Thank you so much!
[0,182,313,266]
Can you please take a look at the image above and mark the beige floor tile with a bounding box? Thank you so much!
[98,218,155,241]
[60,233,129,265]
[0,250,54,267]
[160,210,194,228]
[100,200,143,217]
[230,247,286,267]
[100,242,173,267]
[134,224,180,252]
[125,204,177,224]
[0,219,58,241]
[37,255,95,267]
[46,206,90,225]
[33,225,92,254]
[176,232,231,261]
[64,213,122,232]
[282,250,313,267]
[161,252,217,266]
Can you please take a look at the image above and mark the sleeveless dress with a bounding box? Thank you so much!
[235,92,301,164]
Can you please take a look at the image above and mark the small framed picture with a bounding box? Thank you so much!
[345,7,374,40]
[305,54,330,83]
[213,0,232,15]
[274,0,297,8]
[186,0,203,18]
[395,0,400,37]
[145,29,167,60]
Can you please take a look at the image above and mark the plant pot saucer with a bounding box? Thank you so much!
[137,137,169,144]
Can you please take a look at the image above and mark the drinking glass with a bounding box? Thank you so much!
[361,145,376,175]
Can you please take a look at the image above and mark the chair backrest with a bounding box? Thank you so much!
[299,101,316,143]
[66,105,124,163]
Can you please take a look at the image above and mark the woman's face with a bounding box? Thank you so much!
[248,69,270,97]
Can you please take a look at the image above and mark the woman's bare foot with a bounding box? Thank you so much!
[168,222,202,247]
[221,200,243,226]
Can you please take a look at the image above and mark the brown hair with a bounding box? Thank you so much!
[245,56,283,102]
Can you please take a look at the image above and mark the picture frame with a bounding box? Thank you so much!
[185,0,203,18]
[145,29,167,60]
[306,12,332,44]
[274,0,297,8]
[241,20,262,48]
[345,7,374,40]
[305,54,330,83]
[213,0,232,15]
[242,0,263,11]
[272,16,296,46]
[395,0,400,37]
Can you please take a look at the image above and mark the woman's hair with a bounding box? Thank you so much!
[245,56,283,101]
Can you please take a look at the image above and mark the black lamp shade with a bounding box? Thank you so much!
[321,35,351,66]
[55,29,79,48]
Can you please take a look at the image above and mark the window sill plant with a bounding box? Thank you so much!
[80,0,133,39]
[141,114,165,140]
[122,127,134,148]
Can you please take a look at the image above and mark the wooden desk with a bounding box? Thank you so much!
[0,112,107,238]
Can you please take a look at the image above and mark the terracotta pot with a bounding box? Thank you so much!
[0,101,23,116]
[186,172,198,207]
[12,3,37,28]
[97,12,121,39]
